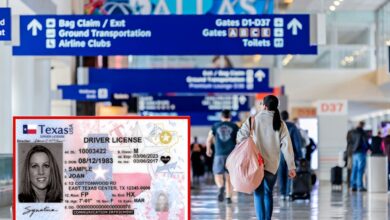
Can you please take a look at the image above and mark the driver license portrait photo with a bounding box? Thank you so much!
[154,191,170,212]
[18,143,63,203]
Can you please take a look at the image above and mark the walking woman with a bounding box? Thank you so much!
[237,95,296,220]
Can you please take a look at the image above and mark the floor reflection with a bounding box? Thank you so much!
[191,179,389,220]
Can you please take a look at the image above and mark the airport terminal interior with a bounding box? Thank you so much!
[1,0,390,219]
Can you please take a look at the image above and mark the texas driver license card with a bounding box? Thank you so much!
[13,117,190,220]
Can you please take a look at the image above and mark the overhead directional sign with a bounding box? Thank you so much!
[13,15,317,55]
[138,95,250,112]
[89,68,271,93]
[0,8,11,41]
[58,84,111,101]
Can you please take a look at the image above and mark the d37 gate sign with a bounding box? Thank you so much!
[317,100,348,116]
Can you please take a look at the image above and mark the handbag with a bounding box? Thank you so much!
[225,116,264,194]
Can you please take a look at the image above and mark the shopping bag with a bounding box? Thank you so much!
[226,116,264,194]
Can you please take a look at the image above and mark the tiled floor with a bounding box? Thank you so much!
[191,179,390,220]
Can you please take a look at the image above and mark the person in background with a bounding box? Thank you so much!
[366,130,373,144]
[206,110,239,204]
[279,111,303,200]
[203,142,214,180]
[381,129,390,191]
[370,131,384,155]
[345,129,354,188]
[237,95,296,220]
[293,118,310,149]
[348,121,370,192]
[191,137,205,185]
[305,137,317,164]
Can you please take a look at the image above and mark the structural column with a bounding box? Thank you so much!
[0,42,12,154]
[33,58,51,115]
[317,100,349,180]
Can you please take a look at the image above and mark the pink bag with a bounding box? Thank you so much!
[226,116,264,194]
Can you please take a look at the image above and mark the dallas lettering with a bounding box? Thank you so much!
[115,0,258,15]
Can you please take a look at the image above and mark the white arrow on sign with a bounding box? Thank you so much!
[239,95,247,105]
[255,70,266,82]
[27,19,42,36]
[287,18,302,36]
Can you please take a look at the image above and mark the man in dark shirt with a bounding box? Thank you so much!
[279,111,303,199]
[206,110,239,204]
[348,121,370,191]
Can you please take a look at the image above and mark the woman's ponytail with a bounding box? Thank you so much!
[263,95,282,131]
[273,109,282,131]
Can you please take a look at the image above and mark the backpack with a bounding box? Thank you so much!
[225,116,264,194]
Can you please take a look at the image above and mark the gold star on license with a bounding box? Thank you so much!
[159,130,172,144]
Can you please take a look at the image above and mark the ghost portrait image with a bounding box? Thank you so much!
[18,145,63,203]
[155,192,169,212]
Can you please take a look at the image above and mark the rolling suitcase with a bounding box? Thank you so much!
[296,159,310,173]
[291,171,311,200]
[331,166,343,190]
[291,160,312,200]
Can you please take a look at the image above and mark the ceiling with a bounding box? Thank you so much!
[9,0,35,15]
[278,0,388,13]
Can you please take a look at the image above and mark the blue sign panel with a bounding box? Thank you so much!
[89,68,271,93]
[84,0,273,15]
[13,15,316,55]
[58,84,111,101]
[138,95,250,112]
[140,111,241,126]
[0,8,11,41]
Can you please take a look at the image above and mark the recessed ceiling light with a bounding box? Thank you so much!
[253,55,262,62]
[334,1,340,6]
[282,54,294,66]
[329,5,336,11]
